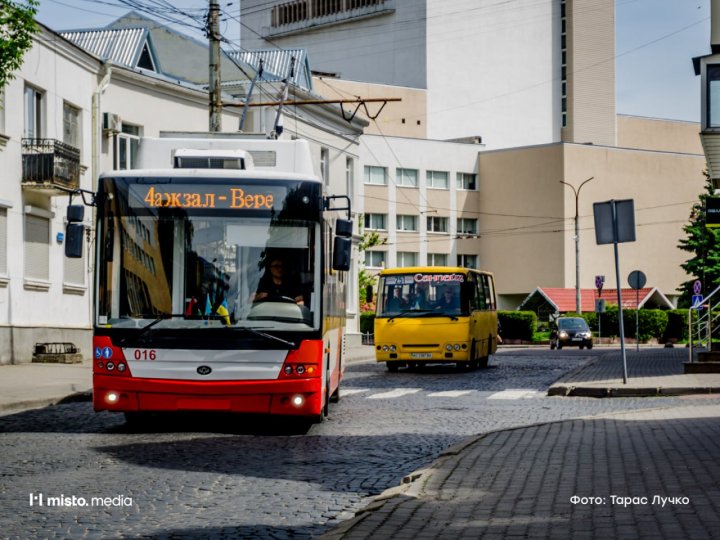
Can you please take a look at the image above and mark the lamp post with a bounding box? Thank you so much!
[560,177,594,314]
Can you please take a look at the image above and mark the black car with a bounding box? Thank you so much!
[550,317,593,350]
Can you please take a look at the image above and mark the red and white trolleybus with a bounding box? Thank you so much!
[64,136,353,424]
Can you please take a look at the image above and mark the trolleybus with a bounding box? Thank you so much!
[64,136,352,423]
[374,266,498,371]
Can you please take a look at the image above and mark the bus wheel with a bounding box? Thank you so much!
[469,340,479,370]
[387,362,399,372]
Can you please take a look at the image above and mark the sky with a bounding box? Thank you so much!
[31,0,711,123]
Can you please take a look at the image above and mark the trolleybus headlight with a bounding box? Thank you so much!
[454,344,461,351]
[106,392,119,404]
[382,345,389,352]
[389,345,397,352]
[117,363,126,373]
[291,394,305,407]
[445,344,452,351]
[296,365,306,375]
[284,365,294,375]
[106,361,115,371]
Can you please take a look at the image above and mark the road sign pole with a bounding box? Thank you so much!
[612,202,629,384]
[636,288,639,352]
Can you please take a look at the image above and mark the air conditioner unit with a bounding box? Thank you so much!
[102,112,122,133]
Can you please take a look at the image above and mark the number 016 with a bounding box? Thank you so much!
[134,349,157,361]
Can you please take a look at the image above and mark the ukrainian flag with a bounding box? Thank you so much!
[216,299,231,326]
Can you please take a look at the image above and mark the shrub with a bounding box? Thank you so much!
[498,311,537,341]
[360,312,375,335]
[663,309,693,342]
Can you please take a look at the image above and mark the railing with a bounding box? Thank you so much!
[271,0,387,27]
[21,138,80,191]
[688,283,720,360]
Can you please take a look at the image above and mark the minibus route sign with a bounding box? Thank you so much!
[128,184,287,211]
[385,273,466,285]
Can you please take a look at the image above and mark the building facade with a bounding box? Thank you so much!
[240,0,615,150]
[0,22,365,364]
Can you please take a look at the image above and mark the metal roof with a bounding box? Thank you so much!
[60,28,155,70]
[226,49,313,91]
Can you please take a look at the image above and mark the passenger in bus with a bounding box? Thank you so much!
[253,257,304,305]
[435,285,460,310]
[386,288,404,311]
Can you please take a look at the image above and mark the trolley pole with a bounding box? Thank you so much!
[208,0,222,132]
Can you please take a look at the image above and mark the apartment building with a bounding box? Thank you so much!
[241,1,706,311]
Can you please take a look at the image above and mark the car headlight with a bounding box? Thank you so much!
[559,331,569,339]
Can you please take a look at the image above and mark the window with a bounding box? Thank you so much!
[346,157,354,198]
[0,208,6,275]
[428,253,447,266]
[457,173,477,190]
[64,248,85,286]
[365,250,386,268]
[116,124,140,170]
[364,213,387,231]
[396,168,418,187]
[321,147,330,186]
[427,216,448,233]
[397,251,417,267]
[364,165,387,185]
[427,170,448,189]
[457,218,478,235]
[396,214,418,232]
[457,254,477,269]
[708,65,720,128]
[63,102,81,150]
[24,214,50,281]
[24,86,43,139]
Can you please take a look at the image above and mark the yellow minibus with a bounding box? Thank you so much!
[374,266,498,371]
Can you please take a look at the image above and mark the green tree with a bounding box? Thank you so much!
[677,170,720,307]
[0,0,39,91]
[357,216,385,311]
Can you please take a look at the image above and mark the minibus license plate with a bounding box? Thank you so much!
[410,352,432,359]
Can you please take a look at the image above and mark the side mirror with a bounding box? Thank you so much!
[66,205,84,223]
[332,236,351,271]
[65,223,84,258]
[365,285,373,303]
[335,218,353,237]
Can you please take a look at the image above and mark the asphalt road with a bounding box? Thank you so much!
[0,349,705,539]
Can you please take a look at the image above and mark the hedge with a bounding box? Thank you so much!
[360,312,375,334]
[498,311,537,341]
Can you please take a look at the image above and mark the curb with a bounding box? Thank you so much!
[0,390,92,415]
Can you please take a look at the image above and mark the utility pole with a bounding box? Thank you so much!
[208,0,222,132]
[560,177,594,313]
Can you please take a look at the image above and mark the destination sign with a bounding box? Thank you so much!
[128,184,287,211]
[386,273,465,285]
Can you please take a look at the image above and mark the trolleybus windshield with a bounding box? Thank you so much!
[96,177,322,332]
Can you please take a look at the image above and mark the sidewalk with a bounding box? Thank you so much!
[322,348,720,539]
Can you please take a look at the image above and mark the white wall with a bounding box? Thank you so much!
[425,0,560,148]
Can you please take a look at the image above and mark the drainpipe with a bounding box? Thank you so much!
[712,0,720,52]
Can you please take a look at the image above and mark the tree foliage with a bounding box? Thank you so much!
[0,0,39,90]
[357,215,385,312]
[677,170,720,307]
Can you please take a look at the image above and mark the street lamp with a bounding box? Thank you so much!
[560,177,594,313]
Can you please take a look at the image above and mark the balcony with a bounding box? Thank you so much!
[269,0,394,37]
[21,138,80,194]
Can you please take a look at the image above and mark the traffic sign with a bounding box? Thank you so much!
[628,270,646,290]
[595,275,605,289]
[694,280,702,295]
[692,294,704,310]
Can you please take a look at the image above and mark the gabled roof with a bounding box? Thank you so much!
[519,287,674,313]
[226,49,313,91]
[60,28,158,72]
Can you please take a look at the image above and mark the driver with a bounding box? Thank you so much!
[253,257,304,305]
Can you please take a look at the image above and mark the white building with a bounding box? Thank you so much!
[0,22,365,364]
[240,0,615,150]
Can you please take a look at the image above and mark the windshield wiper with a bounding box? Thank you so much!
[235,326,295,348]
[119,313,188,345]
[415,311,460,321]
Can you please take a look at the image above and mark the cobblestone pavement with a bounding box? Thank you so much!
[2,349,717,539]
